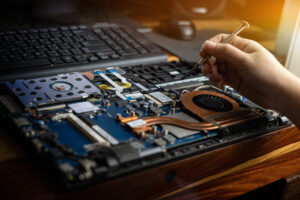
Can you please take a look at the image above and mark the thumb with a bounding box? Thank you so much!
[200,41,247,65]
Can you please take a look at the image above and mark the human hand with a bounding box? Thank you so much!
[199,34,290,110]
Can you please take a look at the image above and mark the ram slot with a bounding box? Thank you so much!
[66,113,110,146]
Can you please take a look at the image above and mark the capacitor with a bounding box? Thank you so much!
[104,99,111,107]
[152,125,158,135]
[162,129,169,136]
[203,130,209,137]
[66,108,73,113]
[170,89,181,98]
[139,131,146,138]
[170,93,176,99]
[170,108,176,115]
[130,111,136,116]
[115,113,122,120]
[147,99,153,107]
[143,102,149,110]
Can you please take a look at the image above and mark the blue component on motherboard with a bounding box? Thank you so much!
[224,86,248,102]
[167,132,217,148]
[95,71,103,75]
[93,115,138,143]
[48,121,91,155]
[108,69,116,73]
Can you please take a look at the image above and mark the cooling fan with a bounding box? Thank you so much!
[181,90,240,118]
[192,94,233,112]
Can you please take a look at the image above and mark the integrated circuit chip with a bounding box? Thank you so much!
[154,138,167,147]
[126,119,146,128]
[149,92,173,105]
[68,101,99,114]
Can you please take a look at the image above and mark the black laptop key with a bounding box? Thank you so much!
[72,30,89,36]
[82,45,112,54]
[48,51,60,57]
[70,26,78,30]
[136,47,148,54]
[110,54,120,59]
[9,55,23,61]
[91,45,112,52]
[88,56,99,62]
[59,50,71,56]
[82,41,106,47]
[83,34,98,41]
[49,57,63,65]
[74,55,87,62]
[49,27,58,32]
[121,48,138,56]
[62,56,75,63]
[98,55,110,60]
[71,49,83,55]
[24,55,35,60]
[144,45,162,53]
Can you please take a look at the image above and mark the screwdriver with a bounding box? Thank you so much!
[181,20,250,80]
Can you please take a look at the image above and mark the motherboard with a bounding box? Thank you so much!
[0,61,290,188]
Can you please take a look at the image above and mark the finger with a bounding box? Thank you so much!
[212,34,251,52]
[218,79,225,88]
[202,63,211,75]
[199,35,227,58]
[212,78,224,88]
[222,74,229,85]
[207,73,212,79]
[200,41,247,67]
[208,57,226,72]
[208,57,216,66]
[209,73,218,82]
[218,63,227,74]
[208,33,230,43]
[210,63,219,76]
[209,69,223,83]
[200,34,252,57]
[213,79,224,88]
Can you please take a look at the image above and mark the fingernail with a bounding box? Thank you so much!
[205,41,217,50]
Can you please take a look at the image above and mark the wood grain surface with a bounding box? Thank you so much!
[281,172,300,200]
[158,139,300,200]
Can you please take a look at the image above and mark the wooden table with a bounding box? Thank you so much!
[1,2,300,199]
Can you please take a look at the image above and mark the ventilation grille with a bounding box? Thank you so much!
[192,94,233,112]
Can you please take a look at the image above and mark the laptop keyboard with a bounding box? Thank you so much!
[0,23,166,73]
